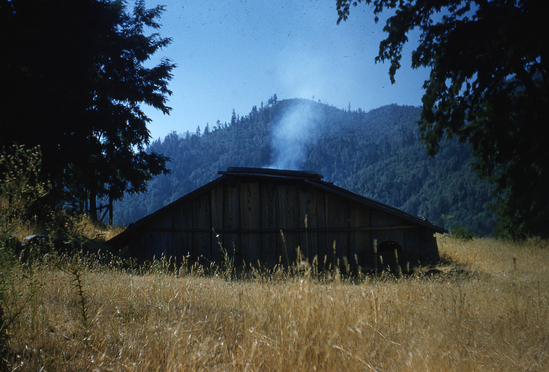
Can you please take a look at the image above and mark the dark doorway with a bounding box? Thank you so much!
[377,240,403,252]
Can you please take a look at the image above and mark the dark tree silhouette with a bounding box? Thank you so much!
[336,0,548,238]
[0,0,175,218]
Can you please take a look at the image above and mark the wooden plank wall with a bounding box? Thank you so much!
[371,209,406,247]
[143,211,172,260]
[134,177,436,269]
[419,228,440,263]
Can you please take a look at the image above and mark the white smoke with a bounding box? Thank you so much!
[266,100,323,170]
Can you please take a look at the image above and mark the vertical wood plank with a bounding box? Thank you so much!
[144,211,172,260]
[148,231,172,261]
[192,193,211,265]
[325,193,349,268]
[419,228,439,263]
[349,204,371,270]
[130,229,146,262]
[172,205,182,261]
[240,182,260,266]
[298,185,318,263]
[403,228,421,272]
[276,184,299,265]
[223,179,241,262]
[173,203,193,262]
[210,184,224,263]
[260,182,277,266]
[315,189,327,269]
[403,228,420,256]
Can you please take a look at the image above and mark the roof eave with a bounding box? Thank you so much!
[305,179,447,233]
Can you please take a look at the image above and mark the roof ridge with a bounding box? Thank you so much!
[220,167,323,180]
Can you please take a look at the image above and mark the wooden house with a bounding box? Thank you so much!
[106,167,446,272]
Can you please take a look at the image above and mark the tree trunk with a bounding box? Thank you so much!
[89,189,97,220]
[108,194,113,226]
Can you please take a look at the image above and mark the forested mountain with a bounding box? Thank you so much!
[114,98,497,236]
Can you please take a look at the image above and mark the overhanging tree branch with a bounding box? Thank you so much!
[335,0,549,238]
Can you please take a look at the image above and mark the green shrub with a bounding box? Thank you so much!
[450,225,477,241]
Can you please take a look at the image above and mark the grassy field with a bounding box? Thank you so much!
[3,234,549,371]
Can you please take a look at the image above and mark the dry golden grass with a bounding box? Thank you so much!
[4,235,549,371]
[7,212,124,246]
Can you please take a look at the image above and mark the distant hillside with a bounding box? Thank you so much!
[114,98,497,236]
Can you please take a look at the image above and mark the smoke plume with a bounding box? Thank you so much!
[266,100,324,170]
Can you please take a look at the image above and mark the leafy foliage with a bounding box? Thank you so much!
[0,0,174,216]
[0,145,48,239]
[0,144,47,371]
[115,99,496,236]
[336,0,548,239]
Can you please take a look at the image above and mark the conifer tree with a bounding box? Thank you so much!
[0,0,175,217]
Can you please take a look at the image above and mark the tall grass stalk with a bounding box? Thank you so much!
[60,263,91,333]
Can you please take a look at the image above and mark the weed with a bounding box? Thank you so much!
[60,262,90,333]
[214,229,235,280]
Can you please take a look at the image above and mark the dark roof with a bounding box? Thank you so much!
[107,167,446,246]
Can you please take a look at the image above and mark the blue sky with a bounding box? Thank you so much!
[143,0,429,141]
